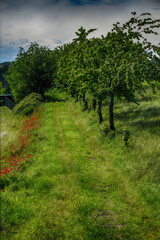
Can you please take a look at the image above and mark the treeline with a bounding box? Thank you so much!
[5,12,160,130]
[0,62,11,94]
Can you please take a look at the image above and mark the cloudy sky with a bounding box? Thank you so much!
[0,0,160,62]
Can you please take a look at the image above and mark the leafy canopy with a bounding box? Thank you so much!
[5,42,57,102]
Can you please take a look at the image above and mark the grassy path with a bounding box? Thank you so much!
[1,101,160,239]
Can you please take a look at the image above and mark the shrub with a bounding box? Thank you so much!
[123,127,130,146]
[13,92,42,115]
[44,88,64,102]
[21,105,35,116]
[99,124,115,139]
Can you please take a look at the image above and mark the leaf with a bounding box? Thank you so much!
[131,11,136,16]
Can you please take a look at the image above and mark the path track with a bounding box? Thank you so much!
[45,101,160,240]
[9,101,160,240]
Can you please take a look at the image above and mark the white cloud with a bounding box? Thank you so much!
[6,38,30,47]
[0,0,160,62]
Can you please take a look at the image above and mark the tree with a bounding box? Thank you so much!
[5,42,57,102]
[91,12,160,130]
[0,62,11,93]
[57,14,160,130]
[72,27,97,109]
[57,27,97,110]
[0,81,5,94]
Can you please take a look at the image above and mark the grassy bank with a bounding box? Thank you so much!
[0,89,160,239]
[0,106,23,149]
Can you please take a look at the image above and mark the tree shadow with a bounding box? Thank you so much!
[115,106,160,120]
[132,119,160,135]
[135,96,153,103]
[115,106,160,136]
[44,95,65,102]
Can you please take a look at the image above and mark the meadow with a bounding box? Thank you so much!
[0,88,160,239]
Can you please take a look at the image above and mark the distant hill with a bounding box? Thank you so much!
[0,62,11,92]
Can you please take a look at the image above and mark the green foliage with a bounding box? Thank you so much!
[21,105,36,116]
[0,81,5,94]
[99,124,116,139]
[0,62,11,93]
[13,92,42,115]
[56,12,160,130]
[4,43,57,102]
[44,88,64,102]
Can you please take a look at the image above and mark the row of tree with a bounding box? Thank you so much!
[5,12,160,130]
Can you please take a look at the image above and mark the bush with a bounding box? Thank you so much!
[21,105,35,116]
[123,127,130,146]
[13,92,42,115]
[44,88,64,102]
[99,123,115,139]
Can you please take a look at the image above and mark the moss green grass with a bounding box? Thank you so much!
[0,106,23,149]
[0,89,160,239]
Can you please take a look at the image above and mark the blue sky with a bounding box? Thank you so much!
[0,0,160,62]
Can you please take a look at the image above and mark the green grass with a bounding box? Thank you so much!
[1,89,160,239]
[0,106,23,149]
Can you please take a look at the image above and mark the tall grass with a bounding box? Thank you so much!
[0,106,23,149]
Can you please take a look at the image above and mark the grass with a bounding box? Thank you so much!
[0,106,23,149]
[68,88,160,211]
[0,88,160,239]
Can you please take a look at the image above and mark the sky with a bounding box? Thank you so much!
[0,0,160,62]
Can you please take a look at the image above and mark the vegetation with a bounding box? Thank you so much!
[0,88,160,239]
[0,106,23,150]
[0,107,42,189]
[0,81,5,94]
[56,12,160,130]
[0,62,11,93]
[1,11,160,240]
[4,43,57,102]
[13,92,42,115]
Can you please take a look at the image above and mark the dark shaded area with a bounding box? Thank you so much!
[44,93,67,102]
[103,94,157,107]
[132,119,160,131]
[115,105,160,135]
[115,106,160,121]
[0,62,11,93]
[135,96,154,103]
[69,0,127,6]
[0,94,15,110]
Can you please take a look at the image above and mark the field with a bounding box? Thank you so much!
[0,88,160,239]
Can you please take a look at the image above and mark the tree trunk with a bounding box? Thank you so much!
[93,99,96,110]
[109,92,115,131]
[83,93,88,111]
[71,90,75,98]
[75,91,79,102]
[82,93,85,103]
[98,98,103,124]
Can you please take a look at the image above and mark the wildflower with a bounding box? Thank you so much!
[0,107,43,178]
